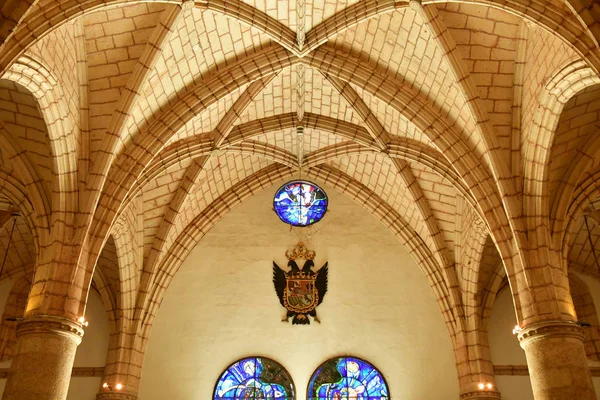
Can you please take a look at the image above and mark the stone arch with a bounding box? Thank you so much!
[115,42,509,258]
[304,46,521,295]
[1,0,598,73]
[0,275,31,361]
[3,55,79,215]
[523,60,600,232]
[0,167,42,253]
[140,116,471,205]
[85,46,293,275]
[459,214,490,320]
[0,120,50,233]
[562,166,600,261]
[91,265,118,334]
[479,237,506,329]
[548,81,600,245]
[569,273,600,360]
[139,163,459,343]
[94,232,139,326]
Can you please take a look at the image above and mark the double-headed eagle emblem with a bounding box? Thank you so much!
[273,242,328,325]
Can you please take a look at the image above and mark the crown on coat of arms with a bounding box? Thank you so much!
[288,271,317,279]
[285,242,315,260]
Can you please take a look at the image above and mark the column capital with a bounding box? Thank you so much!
[96,393,137,400]
[517,320,584,346]
[17,315,84,343]
[460,391,501,399]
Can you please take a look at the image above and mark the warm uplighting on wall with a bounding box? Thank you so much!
[78,316,89,327]
[512,324,521,334]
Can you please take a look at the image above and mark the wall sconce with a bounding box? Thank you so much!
[512,325,521,335]
[102,382,123,391]
[78,316,89,327]
[478,382,493,390]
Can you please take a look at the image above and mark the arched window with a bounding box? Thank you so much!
[214,357,295,399]
[307,356,389,399]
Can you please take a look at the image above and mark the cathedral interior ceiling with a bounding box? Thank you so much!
[0,0,598,344]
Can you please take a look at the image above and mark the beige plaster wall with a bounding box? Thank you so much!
[0,279,12,394]
[139,182,459,400]
[576,272,600,325]
[74,289,110,368]
[67,289,110,400]
[0,284,109,400]
[488,287,534,400]
[489,287,525,365]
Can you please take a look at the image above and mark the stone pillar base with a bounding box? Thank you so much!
[2,316,84,400]
[518,321,597,400]
[96,393,138,400]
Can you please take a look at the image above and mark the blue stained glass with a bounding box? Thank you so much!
[273,181,328,227]
[308,357,389,399]
[214,357,295,399]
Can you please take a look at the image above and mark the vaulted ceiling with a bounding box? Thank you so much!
[0,0,599,347]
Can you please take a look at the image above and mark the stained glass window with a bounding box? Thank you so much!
[307,357,389,399]
[273,181,328,227]
[214,357,295,399]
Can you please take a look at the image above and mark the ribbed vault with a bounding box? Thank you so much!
[0,0,600,397]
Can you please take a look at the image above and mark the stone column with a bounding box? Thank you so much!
[454,326,501,400]
[518,321,597,400]
[2,315,84,400]
[95,329,145,400]
[459,379,501,400]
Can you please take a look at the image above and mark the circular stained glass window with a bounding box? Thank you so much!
[273,180,328,227]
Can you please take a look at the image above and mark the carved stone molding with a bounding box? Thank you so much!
[493,364,529,376]
[96,392,138,400]
[517,320,584,345]
[459,390,501,399]
[72,367,105,377]
[494,364,600,377]
[0,366,104,378]
[16,315,84,342]
[180,0,195,10]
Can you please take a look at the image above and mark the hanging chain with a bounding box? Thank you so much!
[584,215,600,272]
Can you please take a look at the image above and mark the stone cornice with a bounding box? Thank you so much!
[517,320,584,344]
[494,364,600,377]
[493,364,529,376]
[73,367,105,377]
[0,366,104,379]
[459,390,501,399]
[16,315,85,342]
[96,392,137,400]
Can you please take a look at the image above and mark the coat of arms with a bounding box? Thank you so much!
[273,242,328,325]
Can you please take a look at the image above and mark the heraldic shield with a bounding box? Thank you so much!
[273,242,328,325]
